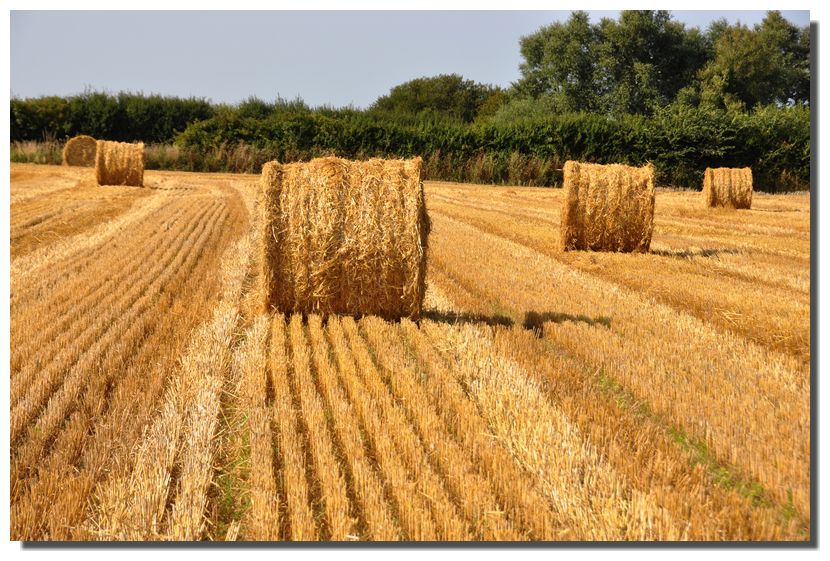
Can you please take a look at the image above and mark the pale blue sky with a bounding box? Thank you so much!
[10,10,811,108]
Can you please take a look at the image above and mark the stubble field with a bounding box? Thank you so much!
[9,162,811,541]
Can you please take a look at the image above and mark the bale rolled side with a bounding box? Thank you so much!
[62,135,97,167]
[95,140,145,186]
[560,161,655,252]
[260,156,429,319]
[702,167,753,209]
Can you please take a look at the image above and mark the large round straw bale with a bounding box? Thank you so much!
[260,156,429,319]
[94,140,145,186]
[560,160,655,252]
[62,135,97,167]
[702,167,753,209]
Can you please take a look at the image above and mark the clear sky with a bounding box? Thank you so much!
[10,10,811,108]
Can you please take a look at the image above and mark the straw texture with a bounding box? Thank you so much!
[95,140,145,187]
[62,135,97,167]
[702,167,753,209]
[260,156,429,319]
[560,161,655,252]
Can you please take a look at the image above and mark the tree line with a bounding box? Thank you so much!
[10,10,810,190]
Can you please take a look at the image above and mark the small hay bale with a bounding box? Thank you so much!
[94,140,145,186]
[62,135,97,167]
[702,167,753,209]
[560,161,655,252]
[260,156,429,319]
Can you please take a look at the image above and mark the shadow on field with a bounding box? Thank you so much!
[421,309,612,338]
[146,183,196,191]
[650,247,745,259]
[522,311,611,337]
[752,207,806,213]
[422,310,515,327]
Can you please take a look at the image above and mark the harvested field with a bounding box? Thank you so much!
[10,170,151,259]
[10,164,811,542]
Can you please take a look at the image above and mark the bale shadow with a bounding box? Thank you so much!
[421,309,515,328]
[650,247,746,259]
[752,207,806,213]
[145,183,196,192]
[522,311,611,338]
[287,309,610,339]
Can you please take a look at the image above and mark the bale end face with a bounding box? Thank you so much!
[95,140,145,187]
[559,160,655,253]
[62,135,97,167]
[702,167,753,209]
[260,156,429,320]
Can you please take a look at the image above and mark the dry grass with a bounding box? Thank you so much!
[10,178,150,259]
[95,140,145,186]
[260,157,429,319]
[233,316,281,540]
[305,316,402,540]
[560,161,655,252]
[427,183,808,363]
[423,183,809,525]
[703,167,754,209]
[62,135,97,167]
[10,166,247,540]
[287,315,356,539]
[10,163,810,542]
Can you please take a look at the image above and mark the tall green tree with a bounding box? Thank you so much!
[699,11,810,108]
[595,11,708,114]
[514,11,600,112]
[514,10,708,115]
[370,74,503,123]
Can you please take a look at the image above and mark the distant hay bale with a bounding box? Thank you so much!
[702,167,753,209]
[62,135,97,167]
[560,161,655,252]
[94,140,145,186]
[260,156,429,319]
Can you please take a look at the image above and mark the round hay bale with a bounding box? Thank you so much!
[62,135,97,167]
[260,156,429,319]
[702,167,753,209]
[94,140,145,187]
[560,160,655,252]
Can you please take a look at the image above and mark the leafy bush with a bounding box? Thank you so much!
[10,92,809,191]
[11,91,214,143]
[174,101,807,190]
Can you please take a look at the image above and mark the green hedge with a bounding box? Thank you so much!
[176,105,809,190]
[11,92,214,144]
[10,92,809,191]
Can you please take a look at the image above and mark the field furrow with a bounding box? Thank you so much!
[288,316,357,539]
[90,208,251,540]
[267,316,319,540]
[10,188,173,291]
[428,191,810,363]
[425,209,810,517]
[10,181,151,258]
[10,200,226,447]
[360,316,525,540]
[9,165,811,542]
[306,316,402,541]
[324,316,440,540]
[10,200,204,375]
[234,316,281,541]
[399,319,566,539]
[338,317,473,540]
[10,172,248,541]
